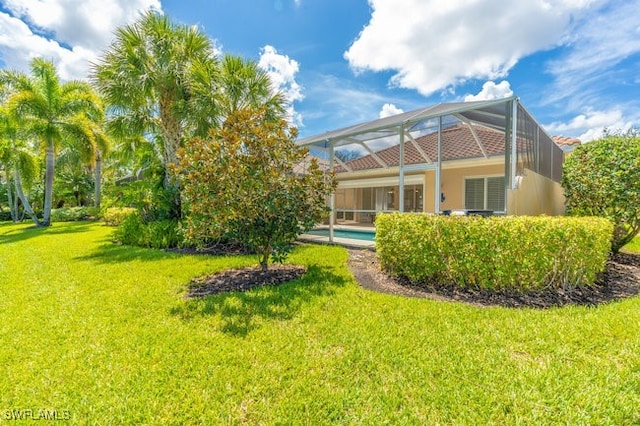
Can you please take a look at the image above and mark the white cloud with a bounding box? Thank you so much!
[464,81,513,102]
[379,103,403,118]
[546,1,640,103]
[344,0,593,96]
[258,45,304,125]
[545,108,634,142]
[0,0,161,80]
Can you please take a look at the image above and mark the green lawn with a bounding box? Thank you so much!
[1,221,639,425]
[623,234,640,253]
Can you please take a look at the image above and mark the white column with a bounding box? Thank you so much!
[329,141,335,242]
[399,124,405,212]
[511,100,518,189]
[435,116,442,213]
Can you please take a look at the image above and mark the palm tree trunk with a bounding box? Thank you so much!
[159,93,182,218]
[94,150,102,209]
[13,167,41,226]
[42,142,55,226]
[5,170,17,222]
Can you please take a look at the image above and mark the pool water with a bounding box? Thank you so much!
[307,228,376,241]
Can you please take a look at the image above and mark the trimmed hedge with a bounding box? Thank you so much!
[103,207,137,226]
[376,213,613,292]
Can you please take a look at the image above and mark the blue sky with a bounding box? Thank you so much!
[1,0,639,141]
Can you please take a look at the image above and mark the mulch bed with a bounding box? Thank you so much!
[187,264,306,298]
[183,244,639,308]
[347,249,640,308]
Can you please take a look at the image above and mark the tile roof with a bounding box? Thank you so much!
[551,136,581,146]
[551,136,581,152]
[338,124,505,172]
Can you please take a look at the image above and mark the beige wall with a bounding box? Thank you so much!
[507,169,565,216]
[336,162,565,216]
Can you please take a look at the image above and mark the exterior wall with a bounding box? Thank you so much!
[334,162,564,217]
[507,168,565,216]
[439,164,504,211]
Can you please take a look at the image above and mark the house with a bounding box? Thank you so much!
[296,97,566,230]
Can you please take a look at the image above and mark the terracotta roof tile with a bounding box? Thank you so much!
[338,124,505,172]
[551,136,581,146]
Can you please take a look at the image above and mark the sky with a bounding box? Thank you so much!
[1,0,639,142]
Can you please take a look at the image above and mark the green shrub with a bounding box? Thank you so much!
[50,206,98,222]
[562,128,640,253]
[176,107,335,270]
[376,213,613,292]
[103,207,137,226]
[113,212,182,249]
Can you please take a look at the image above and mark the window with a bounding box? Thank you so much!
[403,184,424,212]
[465,177,504,211]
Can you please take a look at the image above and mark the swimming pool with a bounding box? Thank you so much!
[306,228,376,241]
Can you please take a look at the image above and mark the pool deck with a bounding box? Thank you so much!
[298,225,376,250]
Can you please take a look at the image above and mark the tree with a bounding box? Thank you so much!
[93,11,217,217]
[335,149,363,163]
[177,107,336,270]
[0,104,40,224]
[562,128,640,253]
[3,59,105,226]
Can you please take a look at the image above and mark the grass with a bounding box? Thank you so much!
[1,221,639,424]
[623,233,640,253]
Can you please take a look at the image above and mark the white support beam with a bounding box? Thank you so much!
[435,117,442,213]
[399,124,405,212]
[329,142,335,242]
[345,138,389,168]
[333,156,353,172]
[511,99,518,189]
[404,131,432,163]
[454,113,488,158]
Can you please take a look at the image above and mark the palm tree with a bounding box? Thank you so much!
[187,54,286,135]
[3,58,104,226]
[92,11,217,217]
[0,105,40,224]
[93,12,288,218]
[217,54,286,122]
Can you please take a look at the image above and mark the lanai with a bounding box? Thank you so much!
[296,97,563,241]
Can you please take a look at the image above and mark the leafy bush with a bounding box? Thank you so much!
[376,213,613,292]
[176,107,336,270]
[0,211,13,222]
[562,128,640,253]
[103,207,137,226]
[50,206,98,222]
[112,212,182,249]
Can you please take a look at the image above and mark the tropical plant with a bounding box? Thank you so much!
[177,107,336,270]
[562,128,640,253]
[0,104,40,224]
[218,55,285,123]
[93,11,218,218]
[93,12,289,220]
[2,58,105,226]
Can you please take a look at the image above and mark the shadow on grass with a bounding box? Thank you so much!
[170,264,348,337]
[0,221,97,245]
[74,241,182,264]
